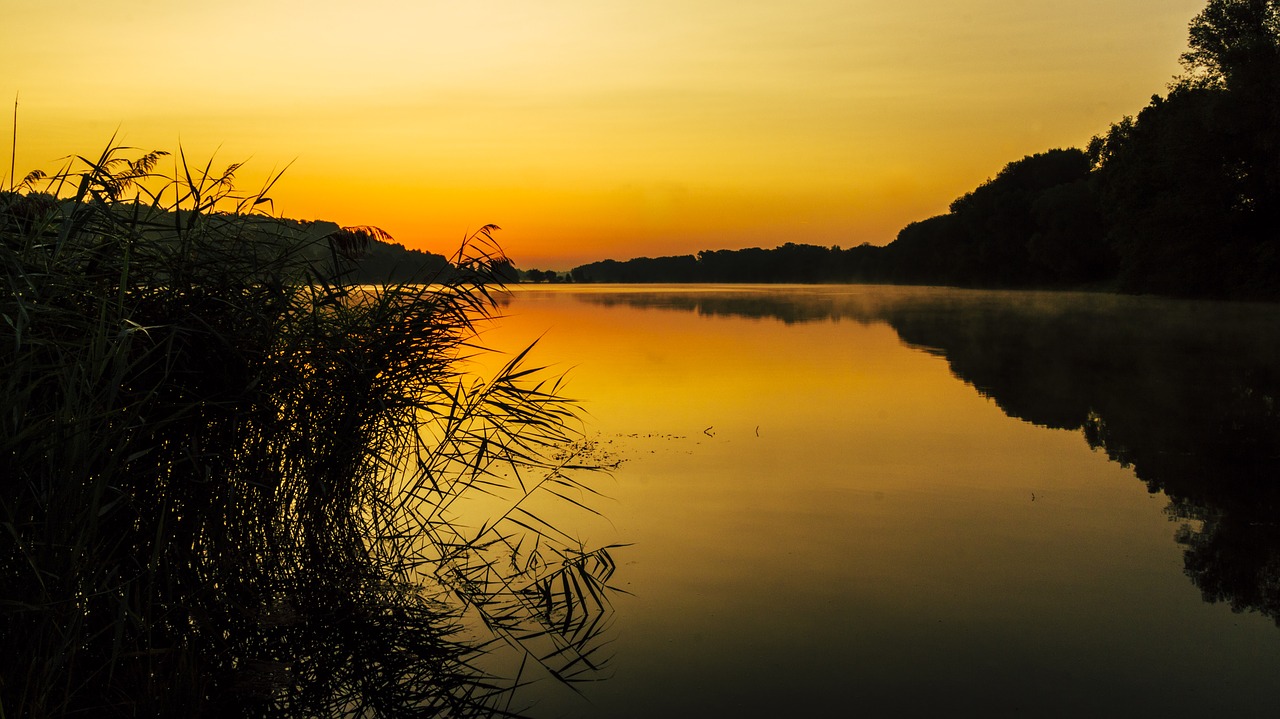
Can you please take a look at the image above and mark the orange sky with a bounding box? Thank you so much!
[2,0,1205,269]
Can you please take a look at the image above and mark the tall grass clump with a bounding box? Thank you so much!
[0,145,619,717]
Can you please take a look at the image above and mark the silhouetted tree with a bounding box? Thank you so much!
[879,149,1102,288]
[1182,0,1280,241]
[1092,92,1245,295]
[1182,0,1280,91]
[569,1,1280,298]
[1088,1,1280,297]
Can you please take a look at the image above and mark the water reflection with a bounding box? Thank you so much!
[571,285,1280,623]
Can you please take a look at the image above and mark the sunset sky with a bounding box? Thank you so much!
[2,0,1205,269]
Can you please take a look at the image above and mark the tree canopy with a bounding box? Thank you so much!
[566,1,1280,300]
[1182,0,1280,90]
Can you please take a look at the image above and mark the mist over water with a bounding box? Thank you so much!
[489,284,1280,718]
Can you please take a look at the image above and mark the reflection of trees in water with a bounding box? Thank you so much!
[580,291,860,325]
[887,298,1280,625]
[576,287,1280,623]
[1172,499,1280,623]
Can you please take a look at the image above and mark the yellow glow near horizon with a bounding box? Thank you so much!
[2,0,1206,268]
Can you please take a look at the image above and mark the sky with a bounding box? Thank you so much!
[2,0,1206,269]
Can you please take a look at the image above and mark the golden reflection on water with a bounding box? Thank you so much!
[471,285,1280,718]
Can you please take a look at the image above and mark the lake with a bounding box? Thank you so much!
[472,284,1280,718]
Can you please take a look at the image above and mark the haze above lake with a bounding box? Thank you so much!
[477,284,1280,718]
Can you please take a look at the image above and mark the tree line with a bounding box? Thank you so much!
[557,1,1280,300]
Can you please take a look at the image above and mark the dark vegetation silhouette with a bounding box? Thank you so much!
[519,268,569,284]
[867,294,1280,623]
[1,146,620,717]
[572,285,1280,624]
[345,235,450,283]
[568,0,1280,300]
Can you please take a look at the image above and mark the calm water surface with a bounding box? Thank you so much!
[477,284,1280,718]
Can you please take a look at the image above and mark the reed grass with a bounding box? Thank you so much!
[0,144,618,717]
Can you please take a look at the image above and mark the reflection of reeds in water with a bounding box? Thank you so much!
[0,145,618,716]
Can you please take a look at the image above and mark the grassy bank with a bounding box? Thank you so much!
[0,146,617,717]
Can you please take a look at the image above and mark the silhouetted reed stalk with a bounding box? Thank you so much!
[0,144,619,717]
